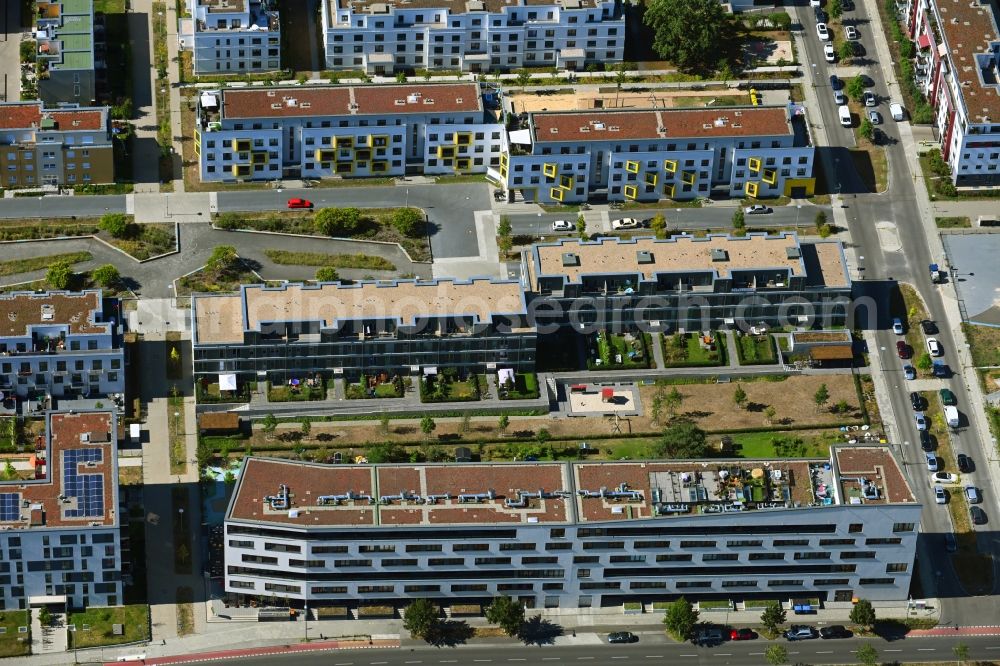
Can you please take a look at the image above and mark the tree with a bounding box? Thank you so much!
[849,598,876,630]
[402,599,439,640]
[379,411,391,436]
[92,264,121,288]
[315,207,363,236]
[364,441,406,463]
[815,211,827,231]
[38,607,52,626]
[395,71,408,84]
[261,413,278,441]
[576,214,587,240]
[650,394,664,426]
[46,261,74,290]
[856,643,878,666]
[485,595,524,636]
[662,597,698,640]
[653,421,707,459]
[760,600,786,633]
[300,417,311,438]
[614,61,631,90]
[497,414,510,436]
[838,40,855,63]
[764,644,788,666]
[859,117,874,142]
[665,387,683,418]
[315,266,340,283]
[846,74,867,102]
[111,98,134,120]
[99,212,132,238]
[391,208,425,237]
[515,69,531,88]
[536,427,551,447]
[830,0,843,17]
[459,411,471,434]
[643,0,739,73]
[732,208,745,230]
[916,351,933,370]
[420,415,436,440]
[650,213,667,239]
[733,384,748,410]
[813,383,830,412]
[206,245,238,274]
[953,642,970,663]
[764,405,777,425]
[497,215,513,256]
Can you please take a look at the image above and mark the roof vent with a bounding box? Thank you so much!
[349,102,359,110]
[270,103,281,109]
[786,246,801,259]
[550,127,558,134]
[593,122,605,130]
[423,98,435,104]
[300,102,311,109]
[734,110,743,117]
[561,252,579,266]
[608,126,620,131]
[456,97,463,103]
[407,93,420,103]
[579,126,590,132]
[395,99,405,105]
[702,123,712,129]
[40,304,55,321]
[710,248,729,262]
[267,90,276,97]
[637,250,654,264]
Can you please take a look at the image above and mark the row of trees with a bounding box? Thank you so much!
[403,594,525,642]
[314,206,425,238]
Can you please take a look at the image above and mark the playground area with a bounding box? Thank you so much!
[567,385,641,416]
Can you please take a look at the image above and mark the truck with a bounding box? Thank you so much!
[944,405,960,428]
[929,263,945,283]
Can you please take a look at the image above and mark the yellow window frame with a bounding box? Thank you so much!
[549,187,564,202]
[625,160,640,174]
[748,157,762,173]
[762,168,777,185]
[543,162,558,178]
[559,174,574,190]
[624,184,638,200]
[644,172,658,187]
[745,181,759,198]
[663,159,677,173]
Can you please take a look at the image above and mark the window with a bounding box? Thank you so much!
[655,554,692,562]
[312,545,348,554]
[774,539,809,547]
[749,553,784,560]
[676,581,711,588]
[793,552,831,560]
[722,580,758,588]
[702,554,738,561]
[634,541,669,549]
[727,540,762,548]
[454,543,489,551]
[840,551,876,559]
[359,545,395,553]
[767,580,803,587]
[859,578,895,585]
[680,540,715,549]
[406,544,442,552]
[849,523,864,533]
[819,539,856,547]
[892,523,915,533]
[865,538,902,546]
[886,563,908,573]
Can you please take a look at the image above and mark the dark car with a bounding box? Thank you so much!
[819,625,852,639]
[608,631,638,644]
[693,627,725,646]
[910,392,924,410]
[940,388,957,406]
[933,361,950,378]
[957,453,973,473]
[730,628,756,641]
[785,626,817,641]
[830,74,842,90]
[944,532,958,552]
[971,506,987,525]
[920,430,934,452]
[897,341,911,359]
[921,320,939,335]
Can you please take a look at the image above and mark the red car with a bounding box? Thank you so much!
[896,340,911,359]
[287,198,313,209]
[730,628,756,641]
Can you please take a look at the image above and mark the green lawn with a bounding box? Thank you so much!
[0,251,91,277]
[263,249,396,271]
[167,395,186,475]
[499,372,540,400]
[661,333,726,367]
[588,331,651,370]
[420,374,483,403]
[935,216,971,229]
[68,605,149,649]
[962,323,1000,367]
[267,382,326,402]
[0,610,29,658]
[726,430,839,459]
[735,334,778,365]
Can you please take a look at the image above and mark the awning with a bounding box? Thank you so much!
[498,368,515,385]
[509,129,532,145]
[366,53,393,64]
[218,373,237,391]
[918,33,931,49]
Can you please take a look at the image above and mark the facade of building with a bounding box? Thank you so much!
[179,0,281,75]
[320,0,624,75]
[193,83,503,181]
[224,447,920,608]
[192,279,534,386]
[0,290,124,401]
[0,410,123,610]
[496,105,816,204]
[35,0,98,105]
[905,0,1000,186]
[0,102,114,189]
[522,233,852,333]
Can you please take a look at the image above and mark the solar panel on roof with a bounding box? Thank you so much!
[0,493,19,522]
[63,448,105,519]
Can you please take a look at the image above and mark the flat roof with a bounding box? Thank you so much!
[331,0,601,16]
[530,107,791,144]
[934,0,1000,124]
[530,234,847,285]
[200,0,249,11]
[194,279,528,345]
[0,103,106,132]
[220,83,482,119]
[0,290,107,337]
[0,411,118,530]
[227,447,916,528]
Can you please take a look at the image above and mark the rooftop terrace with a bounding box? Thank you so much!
[36,0,94,72]
[0,291,107,338]
[228,447,915,529]
[0,411,117,530]
[934,0,1000,124]
[0,103,106,132]
[330,0,603,16]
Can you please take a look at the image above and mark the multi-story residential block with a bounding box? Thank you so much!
[223,446,919,609]
[34,0,98,105]
[193,83,503,181]
[496,105,815,203]
[179,0,281,75]
[320,0,624,75]
[522,233,852,333]
[906,0,1000,186]
[0,102,114,189]
[0,410,123,610]
[0,290,124,402]
[192,279,534,387]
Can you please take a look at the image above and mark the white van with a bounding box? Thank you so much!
[944,405,960,428]
[889,103,905,121]
[838,105,852,127]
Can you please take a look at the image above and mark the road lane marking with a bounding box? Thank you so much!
[577,658,594,661]
[715,653,732,656]
[508,659,527,662]
[644,656,664,659]
[404,662,422,664]
[885,649,902,652]
[917,648,936,651]
[541,658,561,661]
[749,652,764,656]
[816,651,833,654]
[680,654,698,657]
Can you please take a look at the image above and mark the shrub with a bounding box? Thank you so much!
[391,208,425,237]
[46,261,74,290]
[315,207,363,236]
[99,212,133,239]
[92,264,121,288]
[315,266,340,282]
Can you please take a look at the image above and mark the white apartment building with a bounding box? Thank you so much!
[194,82,503,181]
[496,105,816,204]
[905,0,1000,186]
[224,447,920,610]
[0,411,123,611]
[319,0,624,75]
[179,0,281,75]
[0,290,124,402]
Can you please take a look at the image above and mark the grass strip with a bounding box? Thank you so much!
[264,249,396,271]
[0,252,91,277]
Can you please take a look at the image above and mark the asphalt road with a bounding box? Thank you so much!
[0,194,126,219]
[180,635,1000,666]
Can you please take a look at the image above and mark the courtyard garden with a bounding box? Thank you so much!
[420,370,487,403]
[267,376,328,402]
[587,330,652,370]
[734,332,778,365]
[497,372,540,400]
[661,332,727,367]
[346,374,407,399]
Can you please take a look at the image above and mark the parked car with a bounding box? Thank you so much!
[817,23,830,40]
[935,486,947,505]
[845,25,858,39]
[896,341,911,359]
[863,91,877,107]
[921,319,938,335]
[909,391,924,411]
[830,74,842,89]
[945,532,958,552]
[551,220,574,231]
[932,361,950,378]
[286,198,313,209]
[730,628,756,641]
[815,7,829,22]
[833,90,846,105]
[932,472,958,484]
[957,453,972,473]
[824,43,836,62]
[611,217,641,230]
[608,632,638,644]
[971,506,987,525]
[914,412,927,431]
[926,338,942,356]
[868,110,882,125]
[745,204,773,215]
[903,365,916,380]
[892,318,904,334]
[819,625,852,639]
[785,626,818,641]
[925,452,939,472]
[919,430,934,452]
[693,627,725,646]
[890,102,906,121]
[939,388,957,406]
[965,485,981,504]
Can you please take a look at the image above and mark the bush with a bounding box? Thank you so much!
[315,207,363,236]
[99,212,133,239]
[391,208,425,237]
[92,264,121,288]
[46,261,74,289]
[215,213,242,230]
[315,266,340,282]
